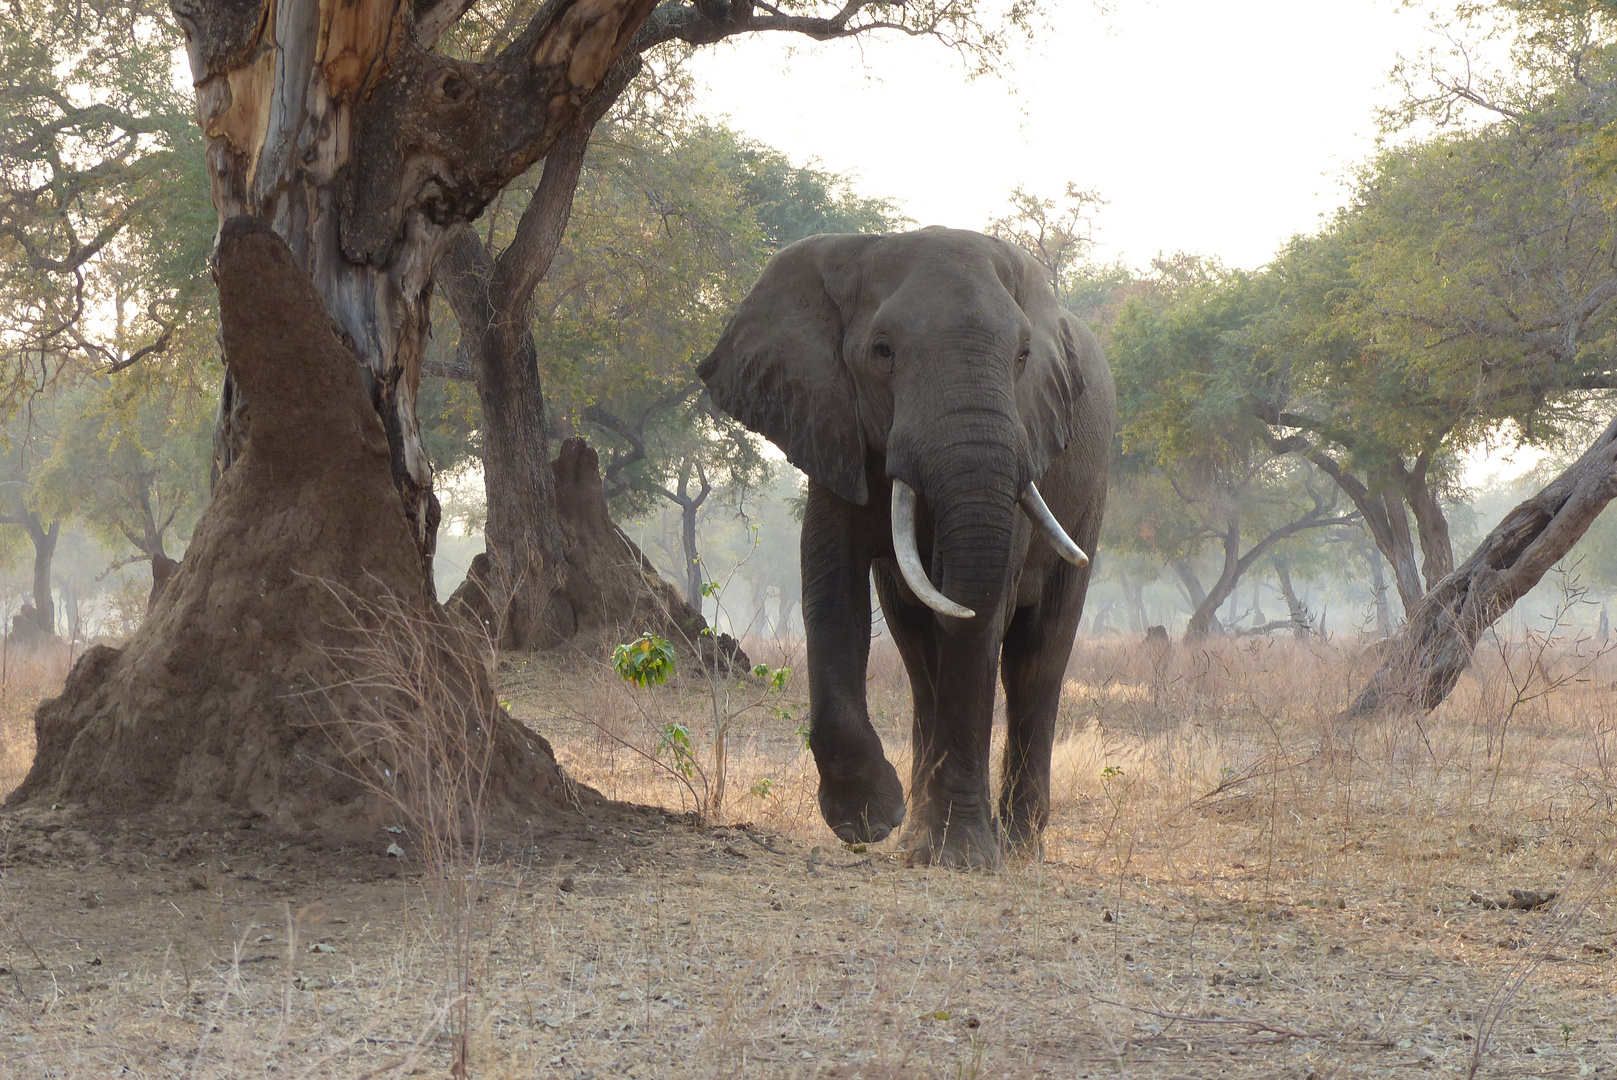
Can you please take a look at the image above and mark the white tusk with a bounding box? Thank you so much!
[890,481,975,619]
[1020,483,1090,568]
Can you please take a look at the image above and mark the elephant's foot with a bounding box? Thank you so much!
[900,808,1002,870]
[817,756,906,843]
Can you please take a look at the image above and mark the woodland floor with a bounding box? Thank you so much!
[0,633,1613,1078]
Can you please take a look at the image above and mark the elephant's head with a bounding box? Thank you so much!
[698,228,1091,624]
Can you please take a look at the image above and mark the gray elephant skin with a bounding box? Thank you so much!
[698,227,1114,867]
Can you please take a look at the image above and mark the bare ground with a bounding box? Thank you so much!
[0,634,1614,1079]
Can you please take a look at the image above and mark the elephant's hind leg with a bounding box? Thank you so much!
[1000,567,1088,852]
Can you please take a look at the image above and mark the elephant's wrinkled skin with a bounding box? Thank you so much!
[699,228,1114,867]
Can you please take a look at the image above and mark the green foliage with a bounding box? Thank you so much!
[542,121,905,519]
[1106,258,1344,578]
[656,722,696,780]
[1108,255,1273,471]
[1099,5,1617,604]
[0,0,215,394]
[33,371,215,560]
[751,663,793,693]
[612,632,676,687]
[722,132,908,248]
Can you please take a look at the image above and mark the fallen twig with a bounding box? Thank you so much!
[744,830,790,855]
[807,846,871,871]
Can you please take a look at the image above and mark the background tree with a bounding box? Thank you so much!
[0,0,212,391]
[35,373,214,574]
[1297,0,1617,713]
[1108,257,1358,638]
[429,115,902,642]
[987,182,1107,299]
[0,401,63,638]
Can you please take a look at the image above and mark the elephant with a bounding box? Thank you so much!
[698,227,1114,868]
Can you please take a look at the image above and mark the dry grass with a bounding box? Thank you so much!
[1,631,1615,1077]
[0,642,73,796]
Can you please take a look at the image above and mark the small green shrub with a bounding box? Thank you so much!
[613,633,676,687]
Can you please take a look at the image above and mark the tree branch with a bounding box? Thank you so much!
[339,0,661,263]
[422,357,475,380]
[487,56,637,319]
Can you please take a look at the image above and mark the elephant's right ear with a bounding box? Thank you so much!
[699,234,876,505]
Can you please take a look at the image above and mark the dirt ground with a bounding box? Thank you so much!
[0,634,1614,1078]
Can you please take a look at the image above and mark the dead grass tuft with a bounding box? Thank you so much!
[0,641,74,800]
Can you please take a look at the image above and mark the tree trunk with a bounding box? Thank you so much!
[434,65,633,648]
[449,439,748,670]
[1272,553,1310,639]
[1121,571,1146,634]
[1171,558,1218,629]
[1291,446,1428,612]
[0,508,58,640]
[1399,453,1454,589]
[1181,501,1354,641]
[1364,542,1392,637]
[179,0,659,580]
[117,478,173,564]
[1377,486,1426,611]
[28,516,58,638]
[1348,413,1617,718]
[1184,515,1240,638]
[682,500,701,610]
[652,455,710,611]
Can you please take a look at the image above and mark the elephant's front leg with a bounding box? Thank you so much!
[897,617,1003,870]
[801,483,906,843]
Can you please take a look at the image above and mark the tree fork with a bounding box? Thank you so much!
[435,58,633,646]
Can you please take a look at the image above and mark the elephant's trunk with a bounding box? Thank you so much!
[904,435,1023,629]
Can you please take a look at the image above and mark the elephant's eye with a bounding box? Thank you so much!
[1016,347,1030,370]
[872,340,895,369]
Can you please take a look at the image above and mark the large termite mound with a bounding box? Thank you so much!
[7,218,574,829]
[451,441,750,671]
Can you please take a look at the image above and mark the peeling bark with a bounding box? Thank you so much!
[175,0,659,576]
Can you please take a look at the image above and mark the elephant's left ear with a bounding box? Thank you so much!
[1018,312,1090,480]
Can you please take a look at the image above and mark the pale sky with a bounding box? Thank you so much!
[688,0,1437,270]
